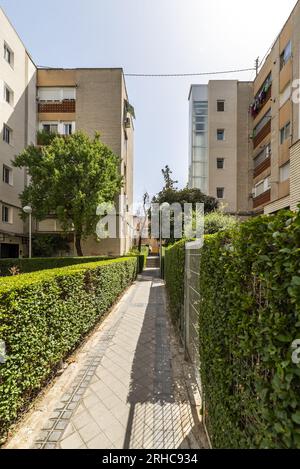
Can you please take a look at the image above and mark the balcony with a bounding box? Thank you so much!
[253,120,271,149]
[38,100,76,113]
[253,156,271,178]
[250,74,272,119]
[253,189,271,209]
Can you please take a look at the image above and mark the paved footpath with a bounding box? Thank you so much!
[6,268,208,450]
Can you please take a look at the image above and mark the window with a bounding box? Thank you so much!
[42,124,58,134]
[38,87,76,101]
[217,100,225,112]
[217,187,224,199]
[2,205,12,224]
[3,125,12,144]
[63,123,73,135]
[255,177,270,197]
[217,129,225,141]
[280,161,290,182]
[280,41,292,70]
[280,122,291,144]
[4,42,13,67]
[4,84,13,105]
[3,165,13,185]
[254,144,271,168]
[217,158,224,169]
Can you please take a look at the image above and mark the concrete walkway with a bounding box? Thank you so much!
[6,268,208,450]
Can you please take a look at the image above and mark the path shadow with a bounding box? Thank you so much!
[123,268,205,449]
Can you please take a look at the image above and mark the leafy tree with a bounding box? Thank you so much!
[153,168,218,213]
[151,168,218,244]
[161,165,178,190]
[14,132,122,256]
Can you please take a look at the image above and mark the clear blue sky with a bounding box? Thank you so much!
[1,0,297,204]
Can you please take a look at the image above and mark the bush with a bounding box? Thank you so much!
[0,257,137,442]
[128,245,149,273]
[204,210,239,234]
[164,239,185,327]
[32,234,71,257]
[0,256,109,277]
[165,211,300,448]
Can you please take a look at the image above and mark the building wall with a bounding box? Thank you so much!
[208,80,238,212]
[189,81,252,214]
[251,0,300,214]
[0,8,36,257]
[36,68,134,257]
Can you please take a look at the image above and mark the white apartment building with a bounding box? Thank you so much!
[0,8,36,258]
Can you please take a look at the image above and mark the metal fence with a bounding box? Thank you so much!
[183,240,202,391]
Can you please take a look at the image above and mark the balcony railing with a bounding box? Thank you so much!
[253,189,271,209]
[38,100,76,113]
[253,156,271,178]
[253,120,271,149]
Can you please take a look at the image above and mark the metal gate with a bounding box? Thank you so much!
[184,240,202,391]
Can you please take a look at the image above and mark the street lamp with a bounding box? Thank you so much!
[23,206,32,259]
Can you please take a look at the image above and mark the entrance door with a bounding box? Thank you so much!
[0,243,19,259]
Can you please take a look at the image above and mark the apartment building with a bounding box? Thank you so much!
[0,8,134,258]
[0,8,36,258]
[36,68,134,256]
[250,0,300,214]
[188,81,253,214]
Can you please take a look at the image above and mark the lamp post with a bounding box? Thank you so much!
[23,206,32,259]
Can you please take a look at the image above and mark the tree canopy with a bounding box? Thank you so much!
[14,132,122,256]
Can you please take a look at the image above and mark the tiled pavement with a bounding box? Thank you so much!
[32,268,207,449]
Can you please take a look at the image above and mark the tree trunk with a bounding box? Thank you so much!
[138,235,142,253]
[75,234,83,257]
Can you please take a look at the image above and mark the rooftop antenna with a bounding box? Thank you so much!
[255,57,260,77]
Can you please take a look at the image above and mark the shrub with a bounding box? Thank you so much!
[204,210,239,234]
[0,256,109,277]
[165,211,300,448]
[128,245,149,273]
[0,257,137,442]
[32,234,71,257]
[164,239,185,327]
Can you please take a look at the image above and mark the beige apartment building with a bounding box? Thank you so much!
[188,81,253,214]
[189,2,300,216]
[36,68,134,256]
[0,7,134,258]
[250,0,300,214]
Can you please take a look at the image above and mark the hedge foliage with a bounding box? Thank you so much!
[164,239,185,326]
[0,257,137,442]
[0,256,108,277]
[164,210,300,448]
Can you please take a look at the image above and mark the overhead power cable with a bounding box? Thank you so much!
[124,67,256,77]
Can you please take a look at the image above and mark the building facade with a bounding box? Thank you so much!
[0,8,37,258]
[36,68,134,256]
[250,0,300,214]
[0,8,134,258]
[189,81,253,214]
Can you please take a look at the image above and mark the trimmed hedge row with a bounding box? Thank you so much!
[0,256,109,277]
[0,257,137,442]
[164,239,185,326]
[165,211,300,448]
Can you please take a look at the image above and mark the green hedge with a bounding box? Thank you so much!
[0,257,137,442]
[165,211,300,448]
[0,256,109,277]
[164,239,185,326]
